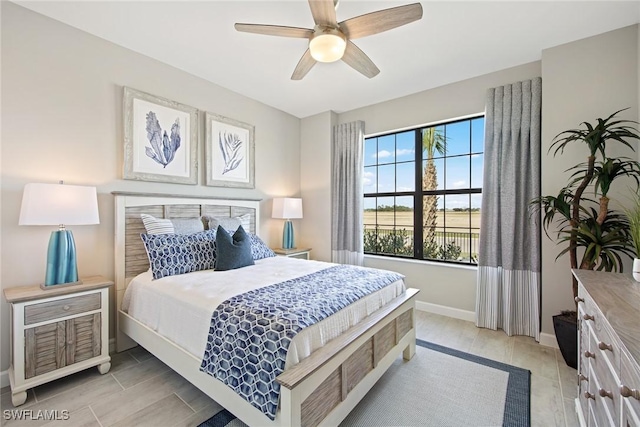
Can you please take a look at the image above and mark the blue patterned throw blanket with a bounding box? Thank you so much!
[199,264,404,420]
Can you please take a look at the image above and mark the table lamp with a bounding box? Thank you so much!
[272,197,303,250]
[19,182,100,288]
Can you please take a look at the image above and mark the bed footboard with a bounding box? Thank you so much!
[277,288,419,427]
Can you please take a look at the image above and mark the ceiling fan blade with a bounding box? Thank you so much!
[291,49,317,80]
[235,23,313,39]
[308,0,337,27]
[339,3,423,39]
[341,41,380,79]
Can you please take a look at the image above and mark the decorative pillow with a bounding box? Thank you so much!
[205,214,251,233]
[215,225,255,271]
[141,230,217,279]
[171,218,205,234]
[249,233,276,260]
[140,214,205,235]
[141,214,174,235]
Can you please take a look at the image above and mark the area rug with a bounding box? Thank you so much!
[199,339,531,427]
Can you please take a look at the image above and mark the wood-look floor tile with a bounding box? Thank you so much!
[530,374,566,427]
[511,340,560,382]
[173,401,224,427]
[129,345,154,362]
[41,407,100,427]
[1,388,36,410]
[427,317,478,352]
[112,355,170,389]
[3,375,122,427]
[563,397,580,427]
[91,369,189,426]
[108,350,140,374]
[33,368,104,402]
[468,327,515,363]
[556,349,578,400]
[111,393,194,427]
[174,379,218,412]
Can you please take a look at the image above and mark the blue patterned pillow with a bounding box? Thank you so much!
[215,225,255,271]
[249,233,276,260]
[141,230,217,280]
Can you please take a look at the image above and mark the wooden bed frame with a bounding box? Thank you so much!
[114,192,419,427]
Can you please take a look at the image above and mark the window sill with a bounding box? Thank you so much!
[363,254,478,271]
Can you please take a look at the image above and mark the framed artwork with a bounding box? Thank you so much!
[123,87,198,185]
[205,112,255,188]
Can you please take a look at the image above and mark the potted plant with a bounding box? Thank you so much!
[534,109,640,368]
[624,191,640,281]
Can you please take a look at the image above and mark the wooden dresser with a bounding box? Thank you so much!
[3,276,112,407]
[573,270,640,426]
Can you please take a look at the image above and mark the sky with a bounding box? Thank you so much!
[363,117,484,211]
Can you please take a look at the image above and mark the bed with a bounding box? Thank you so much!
[114,192,419,427]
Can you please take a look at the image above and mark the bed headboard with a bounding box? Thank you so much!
[113,192,261,351]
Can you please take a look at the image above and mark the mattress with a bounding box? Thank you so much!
[122,256,406,368]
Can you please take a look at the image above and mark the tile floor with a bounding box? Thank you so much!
[1,311,578,426]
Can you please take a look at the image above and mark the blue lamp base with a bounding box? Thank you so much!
[282,219,295,249]
[44,229,80,287]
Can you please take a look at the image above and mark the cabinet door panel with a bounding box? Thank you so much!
[66,313,101,365]
[25,321,66,379]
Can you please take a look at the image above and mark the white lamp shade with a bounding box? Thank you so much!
[272,198,303,219]
[19,183,100,226]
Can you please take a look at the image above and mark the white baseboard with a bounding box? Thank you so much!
[1,369,8,389]
[415,301,476,322]
[415,301,558,349]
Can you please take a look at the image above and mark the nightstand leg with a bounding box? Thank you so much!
[11,391,27,407]
[97,362,111,374]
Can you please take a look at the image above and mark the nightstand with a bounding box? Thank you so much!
[273,247,312,260]
[3,276,112,406]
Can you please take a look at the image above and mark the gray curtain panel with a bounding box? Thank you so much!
[476,77,542,340]
[332,121,365,265]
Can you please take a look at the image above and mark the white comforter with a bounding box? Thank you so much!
[122,256,405,368]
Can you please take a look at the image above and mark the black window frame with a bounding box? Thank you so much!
[363,115,484,266]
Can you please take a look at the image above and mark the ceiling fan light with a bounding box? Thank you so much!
[309,32,346,63]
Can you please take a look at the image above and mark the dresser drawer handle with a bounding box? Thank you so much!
[579,374,588,383]
[584,351,595,359]
[584,392,595,400]
[575,297,585,303]
[598,342,613,352]
[63,305,71,311]
[583,314,595,321]
[599,389,613,399]
[621,385,640,400]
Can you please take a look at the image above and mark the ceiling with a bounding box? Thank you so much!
[15,1,640,118]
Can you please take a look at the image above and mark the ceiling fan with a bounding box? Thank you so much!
[234,0,423,80]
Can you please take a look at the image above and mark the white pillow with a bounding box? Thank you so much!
[141,214,174,234]
[206,214,251,233]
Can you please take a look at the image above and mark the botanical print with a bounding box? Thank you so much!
[145,112,181,168]
[123,87,198,185]
[205,112,254,188]
[219,131,243,174]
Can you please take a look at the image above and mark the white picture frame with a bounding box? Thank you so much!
[205,112,255,189]
[123,87,198,185]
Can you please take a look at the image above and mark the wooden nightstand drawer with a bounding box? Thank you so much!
[24,293,101,325]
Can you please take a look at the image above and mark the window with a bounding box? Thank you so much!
[363,116,484,264]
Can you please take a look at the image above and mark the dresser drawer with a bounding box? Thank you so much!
[24,293,101,325]
[621,351,640,424]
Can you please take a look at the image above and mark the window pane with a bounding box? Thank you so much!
[377,164,394,193]
[443,194,469,262]
[470,194,482,262]
[395,196,413,227]
[445,121,470,156]
[363,166,377,194]
[396,131,415,161]
[377,135,395,164]
[363,197,378,253]
[364,138,377,166]
[471,154,483,188]
[471,117,485,154]
[445,156,470,190]
[396,162,414,192]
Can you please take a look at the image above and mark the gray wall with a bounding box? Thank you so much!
[540,25,639,335]
[1,3,301,372]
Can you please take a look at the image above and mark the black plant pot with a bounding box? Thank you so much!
[553,313,578,369]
